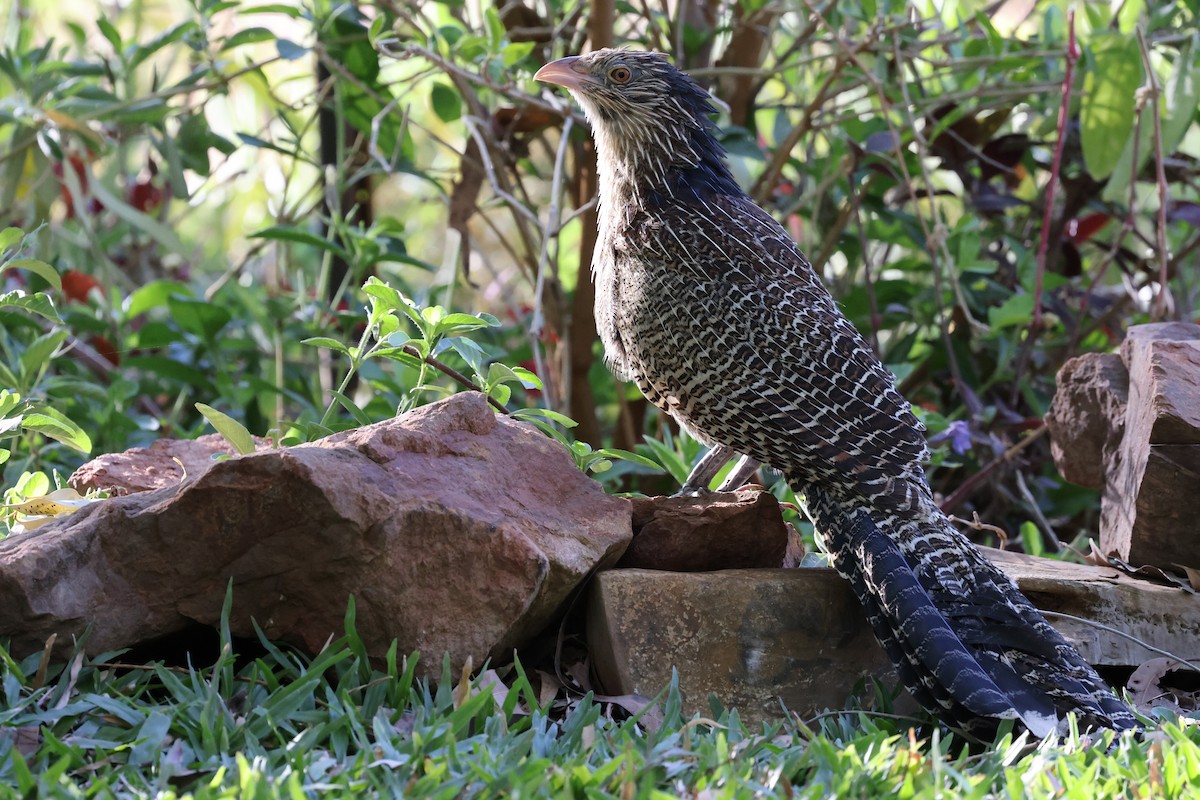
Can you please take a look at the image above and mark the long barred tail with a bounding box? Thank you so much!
[799,484,1137,739]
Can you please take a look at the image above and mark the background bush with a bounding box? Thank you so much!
[3,0,1199,553]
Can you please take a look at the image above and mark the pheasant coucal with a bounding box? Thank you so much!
[535,49,1136,738]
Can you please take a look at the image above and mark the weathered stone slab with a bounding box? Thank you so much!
[1101,323,1200,569]
[587,567,900,723]
[588,548,1200,722]
[987,547,1200,667]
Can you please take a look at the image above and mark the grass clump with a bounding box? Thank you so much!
[1,606,1198,798]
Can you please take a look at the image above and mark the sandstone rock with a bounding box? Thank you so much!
[1045,352,1128,490]
[620,490,788,571]
[588,548,1200,723]
[587,567,902,724]
[1101,322,1200,569]
[69,434,272,495]
[0,393,632,675]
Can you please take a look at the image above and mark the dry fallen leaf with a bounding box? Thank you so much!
[1174,564,1200,592]
[1127,657,1200,714]
[3,487,98,533]
[1087,546,1197,594]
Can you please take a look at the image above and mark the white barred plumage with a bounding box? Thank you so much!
[536,48,1135,738]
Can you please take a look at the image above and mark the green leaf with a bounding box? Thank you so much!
[485,362,521,388]
[128,21,198,69]
[1081,33,1143,180]
[195,403,256,455]
[20,329,68,380]
[123,355,211,388]
[124,280,190,319]
[331,391,372,426]
[0,227,23,252]
[167,296,232,339]
[301,337,352,355]
[251,225,350,260]
[596,448,666,472]
[488,383,511,407]
[511,366,542,389]
[1103,38,1200,203]
[988,293,1035,329]
[235,133,299,158]
[237,4,303,16]
[447,337,486,376]
[371,348,423,369]
[0,389,22,417]
[501,41,536,67]
[435,312,498,338]
[3,257,61,290]
[511,407,576,428]
[221,27,276,51]
[639,438,692,485]
[1020,520,1044,558]
[86,178,187,254]
[97,17,123,52]
[0,290,60,322]
[363,279,424,330]
[429,83,462,123]
[23,408,92,453]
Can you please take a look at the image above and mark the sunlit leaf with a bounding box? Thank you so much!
[0,290,60,322]
[1,258,61,291]
[195,403,256,455]
[1081,33,1142,180]
[22,408,92,453]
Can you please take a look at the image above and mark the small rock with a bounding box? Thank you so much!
[0,393,632,675]
[1045,352,1128,490]
[620,490,789,571]
[69,434,271,495]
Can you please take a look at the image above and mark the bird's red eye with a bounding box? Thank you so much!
[608,65,631,84]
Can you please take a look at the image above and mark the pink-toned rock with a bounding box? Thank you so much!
[69,434,272,495]
[620,490,788,571]
[1045,352,1128,490]
[1,393,632,674]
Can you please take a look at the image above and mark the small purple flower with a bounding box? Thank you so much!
[946,421,973,454]
[931,420,973,455]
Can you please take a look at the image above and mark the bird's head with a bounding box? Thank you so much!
[535,49,739,202]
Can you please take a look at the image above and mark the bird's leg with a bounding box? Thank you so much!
[676,444,759,495]
[715,454,761,492]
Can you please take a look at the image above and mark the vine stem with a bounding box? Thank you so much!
[1032,8,1078,330]
[400,345,510,415]
[1137,26,1173,319]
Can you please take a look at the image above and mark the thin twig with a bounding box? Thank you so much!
[1013,469,1063,552]
[1039,611,1200,673]
[1032,9,1078,330]
[400,345,510,414]
[1137,27,1173,319]
[461,117,541,227]
[529,115,575,412]
[949,512,1010,548]
[940,425,1048,513]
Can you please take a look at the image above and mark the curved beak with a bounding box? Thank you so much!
[534,56,593,92]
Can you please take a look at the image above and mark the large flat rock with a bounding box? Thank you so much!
[588,549,1200,722]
